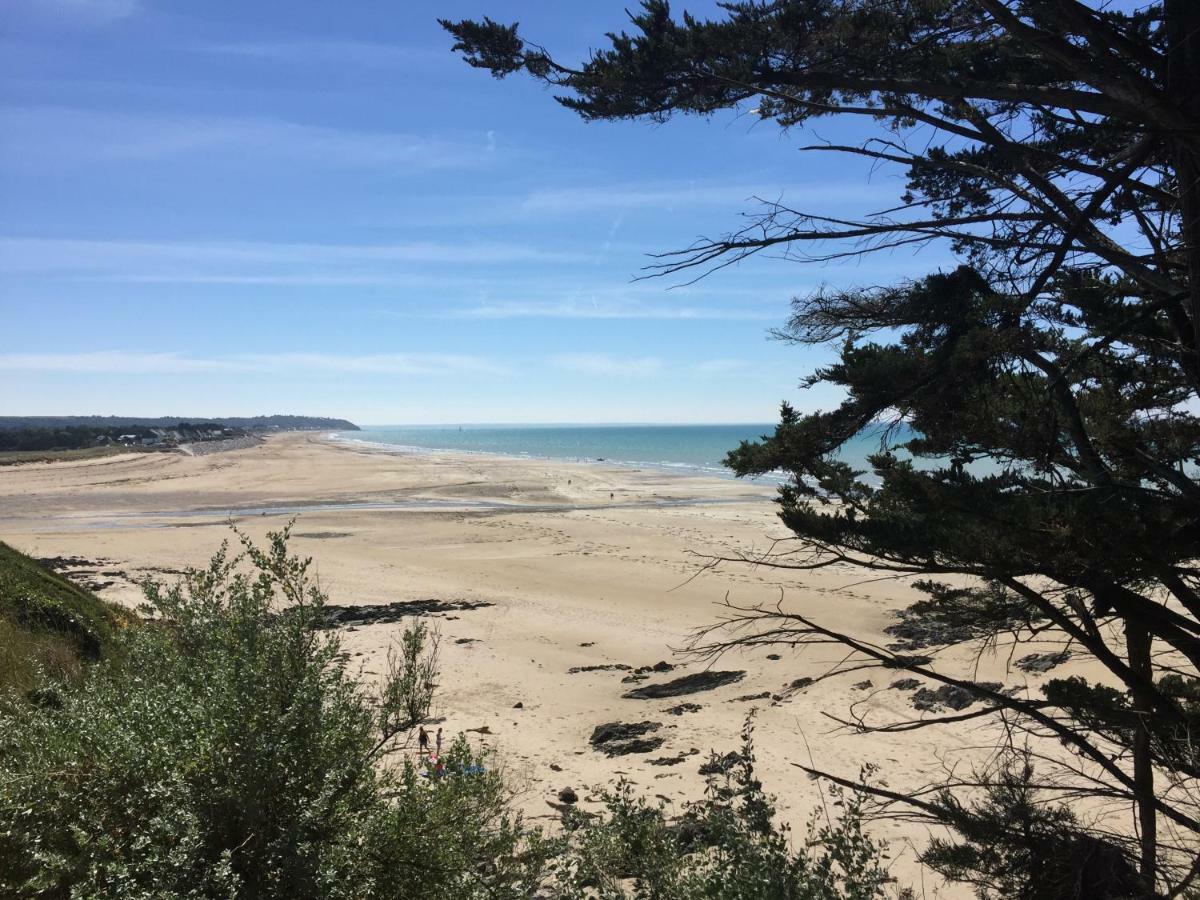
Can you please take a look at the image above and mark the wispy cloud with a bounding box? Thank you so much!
[7,0,138,27]
[546,354,762,379]
[0,237,587,281]
[251,353,507,376]
[521,181,888,215]
[550,354,664,377]
[692,358,756,376]
[0,352,507,376]
[446,299,777,321]
[197,40,434,68]
[0,107,492,171]
[0,352,238,375]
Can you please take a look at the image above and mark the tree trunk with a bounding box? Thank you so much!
[1126,620,1157,892]
[1165,0,1200,378]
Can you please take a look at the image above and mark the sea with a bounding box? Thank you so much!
[332,423,903,483]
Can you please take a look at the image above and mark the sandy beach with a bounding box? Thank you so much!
[0,432,1078,896]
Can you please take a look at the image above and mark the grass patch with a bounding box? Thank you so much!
[0,541,130,693]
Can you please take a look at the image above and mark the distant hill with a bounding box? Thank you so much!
[0,415,360,432]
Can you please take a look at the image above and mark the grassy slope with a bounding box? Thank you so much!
[0,541,129,693]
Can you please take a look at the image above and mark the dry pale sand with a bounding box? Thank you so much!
[0,433,1083,896]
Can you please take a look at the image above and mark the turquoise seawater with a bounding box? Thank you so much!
[333,424,904,482]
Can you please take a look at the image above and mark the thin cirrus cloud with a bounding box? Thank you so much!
[549,354,760,378]
[198,40,441,68]
[550,354,665,377]
[446,300,778,321]
[0,352,508,377]
[520,181,889,215]
[0,351,751,380]
[6,0,138,26]
[0,237,588,281]
[0,107,492,171]
[692,358,757,376]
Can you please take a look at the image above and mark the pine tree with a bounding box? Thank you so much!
[443,3,1200,895]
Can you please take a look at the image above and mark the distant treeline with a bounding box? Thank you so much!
[0,415,360,432]
[0,424,225,452]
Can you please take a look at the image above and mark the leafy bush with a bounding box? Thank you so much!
[0,527,539,899]
[552,718,890,900]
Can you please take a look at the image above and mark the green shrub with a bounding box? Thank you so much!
[553,717,890,900]
[0,527,539,899]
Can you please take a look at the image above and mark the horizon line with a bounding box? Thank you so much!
[353,421,779,428]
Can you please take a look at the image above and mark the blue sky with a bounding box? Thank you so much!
[2,0,949,424]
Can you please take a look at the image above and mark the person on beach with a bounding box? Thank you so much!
[418,725,429,755]
[436,726,443,756]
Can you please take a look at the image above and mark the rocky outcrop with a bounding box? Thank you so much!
[1016,651,1071,673]
[589,721,665,756]
[318,598,492,628]
[912,682,1003,712]
[622,670,745,700]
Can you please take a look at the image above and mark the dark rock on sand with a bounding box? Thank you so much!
[789,677,814,690]
[558,787,578,804]
[633,660,675,675]
[765,653,781,660]
[454,637,478,645]
[619,663,674,684]
[664,702,702,715]
[591,721,660,744]
[623,670,745,700]
[36,555,103,571]
[602,736,664,756]
[1016,651,1071,674]
[890,678,921,691]
[590,721,665,756]
[569,663,631,674]
[318,599,492,628]
[912,682,1002,712]
[885,618,973,652]
[884,603,1007,652]
[852,680,873,690]
[648,753,688,766]
[513,701,523,709]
